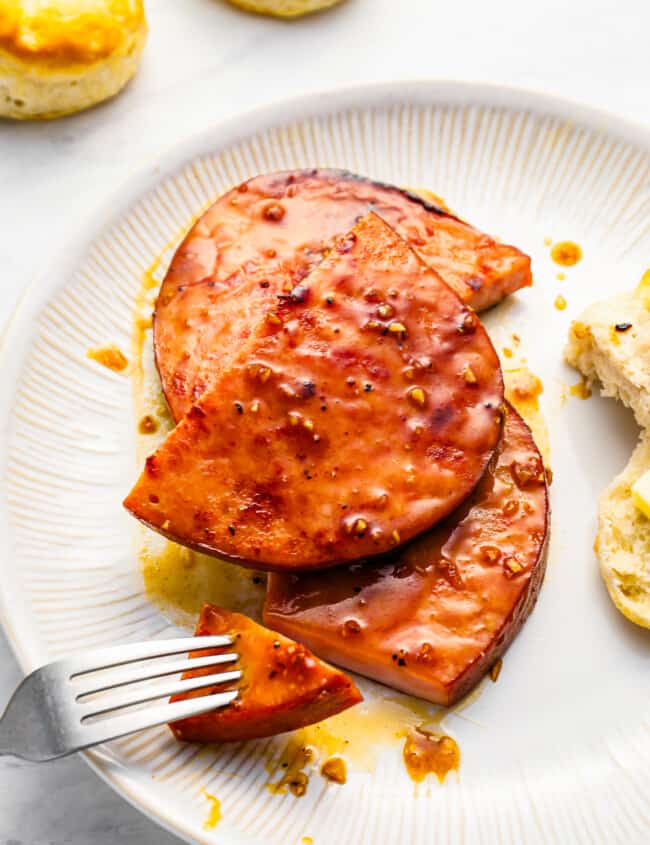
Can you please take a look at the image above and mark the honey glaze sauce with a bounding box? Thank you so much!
[301,691,437,772]
[87,344,128,372]
[321,756,347,784]
[138,413,159,434]
[487,326,550,476]
[260,685,475,794]
[266,738,314,797]
[569,376,592,400]
[132,250,267,625]
[202,791,222,830]
[550,241,582,267]
[403,728,460,784]
[398,679,486,784]
[503,365,550,465]
[139,537,266,626]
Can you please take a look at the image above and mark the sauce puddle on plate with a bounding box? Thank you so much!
[320,756,347,784]
[259,686,475,793]
[570,376,592,400]
[202,791,222,830]
[131,253,267,625]
[266,739,314,797]
[504,365,550,465]
[550,240,582,267]
[87,344,128,372]
[402,728,460,784]
[140,538,266,626]
[138,413,159,435]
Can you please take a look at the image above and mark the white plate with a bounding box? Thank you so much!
[1,81,650,845]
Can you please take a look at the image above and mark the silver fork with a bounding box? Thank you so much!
[0,636,241,761]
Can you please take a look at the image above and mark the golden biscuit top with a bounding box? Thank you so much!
[0,0,146,65]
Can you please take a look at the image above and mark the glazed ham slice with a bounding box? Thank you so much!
[264,404,549,706]
[125,214,503,570]
[154,168,530,420]
[170,605,362,743]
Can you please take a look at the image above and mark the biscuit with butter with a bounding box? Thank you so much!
[567,270,650,627]
[0,0,147,119]
[597,431,650,628]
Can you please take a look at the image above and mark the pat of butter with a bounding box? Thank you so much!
[635,269,650,310]
[631,469,650,519]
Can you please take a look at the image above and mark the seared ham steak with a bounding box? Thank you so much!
[126,214,503,570]
[264,404,549,706]
[170,605,362,743]
[155,168,529,420]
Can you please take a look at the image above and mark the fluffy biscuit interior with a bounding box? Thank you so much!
[598,431,650,628]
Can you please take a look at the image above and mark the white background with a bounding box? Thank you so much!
[1,0,649,842]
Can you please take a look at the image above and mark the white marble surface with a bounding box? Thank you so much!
[1,0,649,842]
